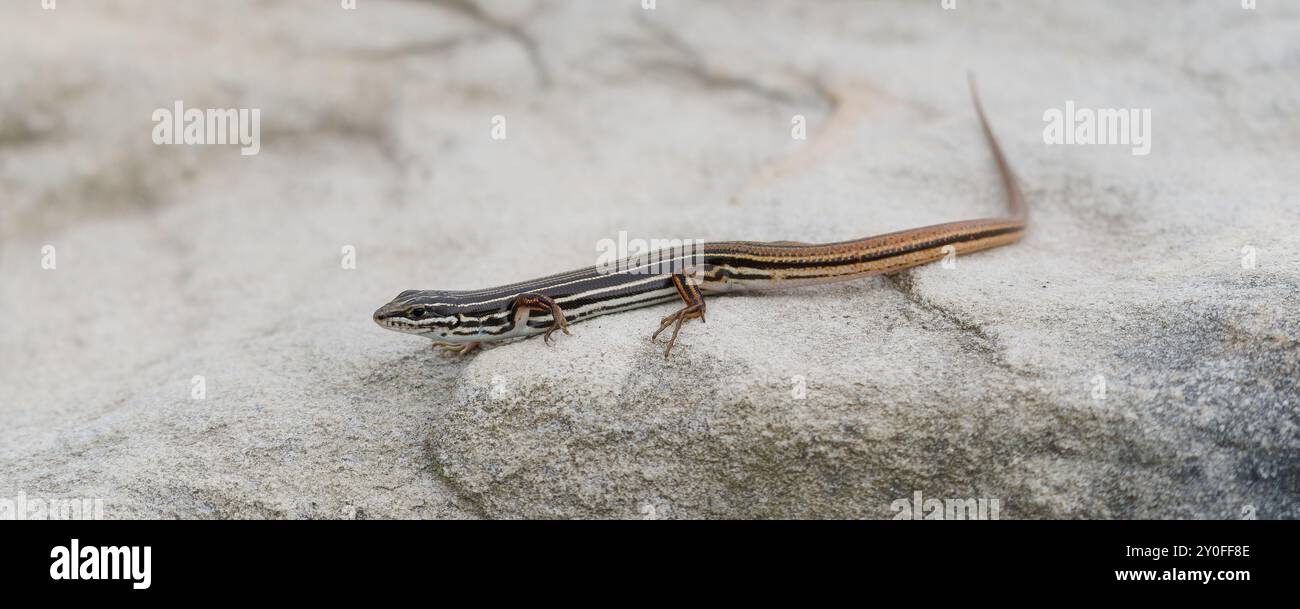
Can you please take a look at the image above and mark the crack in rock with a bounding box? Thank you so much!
[418,0,552,88]
[885,271,1028,377]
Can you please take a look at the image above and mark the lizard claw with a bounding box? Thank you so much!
[514,293,571,347]
[434,342,481,357]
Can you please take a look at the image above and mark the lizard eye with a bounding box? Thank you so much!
[410,307,426,319]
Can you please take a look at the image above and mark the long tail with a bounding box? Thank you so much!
[698,80,1029,291]
[969,73,1027,224]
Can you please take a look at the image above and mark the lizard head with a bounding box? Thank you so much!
[372,290,477,343]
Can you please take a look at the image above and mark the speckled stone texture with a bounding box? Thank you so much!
[1,0,1296,518]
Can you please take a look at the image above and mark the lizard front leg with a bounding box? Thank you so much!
[511,293,571,345]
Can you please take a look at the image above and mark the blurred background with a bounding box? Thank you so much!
[1,1,1296,519]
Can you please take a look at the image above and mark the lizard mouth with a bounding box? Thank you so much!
[373,315,428,333]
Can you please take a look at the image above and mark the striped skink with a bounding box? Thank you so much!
[374,81,1027,358]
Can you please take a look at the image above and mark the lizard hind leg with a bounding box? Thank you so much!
[650,273,707,358]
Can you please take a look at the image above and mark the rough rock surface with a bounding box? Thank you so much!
[1,1,1296,519]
